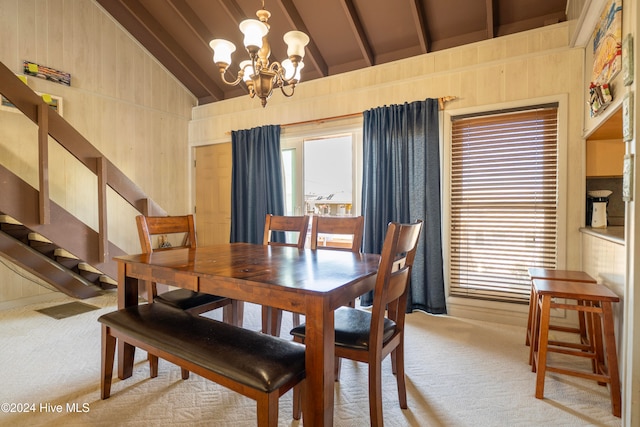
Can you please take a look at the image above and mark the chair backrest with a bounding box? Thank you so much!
[136,215,197,254]
[310,216,364,252]
[262,214,310,249]
[369,220,423,347]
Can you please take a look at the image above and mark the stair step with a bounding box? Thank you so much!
[78,262,102,283]
[99,275,117,289]
[54,248,76,258]
[54,248,80,270]
[28,233,56,258]
[0,215,30,243]
[28,232,52,243]
[78,262,102,273]
[0,214,22,225]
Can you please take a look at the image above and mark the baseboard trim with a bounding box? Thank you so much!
[446,296,577,328]
[446,298,527,327]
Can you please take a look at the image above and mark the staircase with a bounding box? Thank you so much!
[0,60,166,300]
[0,162,125,298]
[0,214,115,298]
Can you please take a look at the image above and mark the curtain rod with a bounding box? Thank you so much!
[224,96,457,134]
[281,96,457,128]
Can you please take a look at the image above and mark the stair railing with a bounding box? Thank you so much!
[0,61,166,264]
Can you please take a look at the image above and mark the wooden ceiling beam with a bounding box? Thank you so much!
[167,0,213,47]
[409,0,429,53]
[486,0,496,39]
[167,0,230,99]
[218,0,246,24]
[276,0,329,77]
[113,0,225,101]
[340,0,374,67]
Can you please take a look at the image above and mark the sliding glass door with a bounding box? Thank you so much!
[281,126,363,229]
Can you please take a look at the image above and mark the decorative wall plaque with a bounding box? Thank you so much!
[23,60,71,86]
[623,34,634,86]
[623,154,634,202]
[623,91,634,142]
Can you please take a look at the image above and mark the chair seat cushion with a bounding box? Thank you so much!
[290,306,396,350]
[155,289,228,311]
[99,303,305,393]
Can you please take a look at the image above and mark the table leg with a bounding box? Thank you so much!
[529,288,541,370]
[526,286,535,346]
[117,263,138,379]
[535,295,552,399]
[601,302,622,417]
[302,296,335,427]
[261,306,283,336]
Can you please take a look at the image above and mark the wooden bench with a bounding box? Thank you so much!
[99,303,306,427]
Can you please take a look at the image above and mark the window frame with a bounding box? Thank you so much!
[280,121,364,218]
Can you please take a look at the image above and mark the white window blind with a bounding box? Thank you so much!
[449,106,558,303]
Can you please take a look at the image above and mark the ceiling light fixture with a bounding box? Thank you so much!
[209,1,309,107]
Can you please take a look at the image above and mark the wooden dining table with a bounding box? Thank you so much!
[114,242,380,426]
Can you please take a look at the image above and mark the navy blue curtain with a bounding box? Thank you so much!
[361,99,446,314]
[230,125,285,244]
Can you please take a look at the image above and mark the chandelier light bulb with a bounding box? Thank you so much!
[209,39,236,67]
[239,60,254,82]
[283,31,309,59]
[239,19,268,51]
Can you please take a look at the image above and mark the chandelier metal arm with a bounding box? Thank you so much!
[269,60,300,86]
[279,83,295,97]
[220,72,244,87]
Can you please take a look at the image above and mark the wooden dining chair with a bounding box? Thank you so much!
[136,215,241,319]
[310,215,364,252]
[309,215,365,378]
[291,220,423,426]
[310,215,364,308]
[136,215,243,377]
[261,214,310,336]
[262,214,310,248]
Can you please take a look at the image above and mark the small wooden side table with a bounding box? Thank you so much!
[531,278,621,418]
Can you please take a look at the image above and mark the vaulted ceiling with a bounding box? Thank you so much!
[97,0,568,106]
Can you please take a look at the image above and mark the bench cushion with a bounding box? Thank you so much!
[99,303,305,393]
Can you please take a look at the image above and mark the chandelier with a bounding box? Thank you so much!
[209,1,310,107]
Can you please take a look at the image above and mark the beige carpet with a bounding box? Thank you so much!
[0,291,622,427]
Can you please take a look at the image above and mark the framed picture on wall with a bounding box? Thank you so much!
[592,0,622,85]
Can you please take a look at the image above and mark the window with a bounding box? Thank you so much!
[449,105,559,303]
[303,135,353,216]
[282,132,359,216]
[281,128,362,245]
[282,148,297,216]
